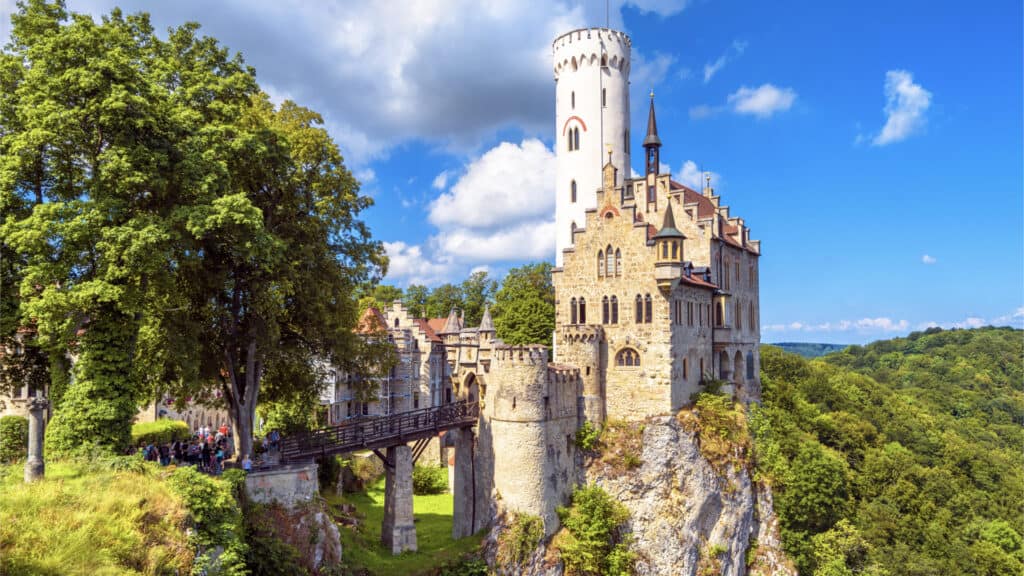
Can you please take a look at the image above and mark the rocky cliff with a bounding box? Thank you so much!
[484,413,795,576]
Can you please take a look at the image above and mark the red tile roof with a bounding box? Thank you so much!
[680,273,718,289]
[673,182,716,219]
[355,307,388,335]
[413,318,442,343]
[427,318,447,334]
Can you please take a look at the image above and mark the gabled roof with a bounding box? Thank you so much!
[355,307,388,335]
[413,318,442,343]
[427,317,447,334]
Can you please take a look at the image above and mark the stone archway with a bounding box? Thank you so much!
[464,372,479,404]
[719,350,731,381]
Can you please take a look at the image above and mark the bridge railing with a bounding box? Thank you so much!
[280,400,478,462]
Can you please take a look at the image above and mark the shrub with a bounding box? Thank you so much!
[556,484,635,576]
[438,557,488,576]
[677,393,752,475]
[412,464,449,495]
[497,512,544,566]
[575,420,601,452]
[598,420,644,473]
[317,454,343,492]
[131,419,191,446]
[166,466,248,576]
[0,415,29,463]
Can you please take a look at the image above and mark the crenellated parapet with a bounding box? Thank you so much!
[558,324,604,344]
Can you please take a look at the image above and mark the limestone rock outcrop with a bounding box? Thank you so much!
[484,416,795,576]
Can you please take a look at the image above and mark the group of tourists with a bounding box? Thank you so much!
[130,422,236,475]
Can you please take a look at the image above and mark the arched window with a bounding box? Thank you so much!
[605,245,614,277]
[716,302,724,326]
[601,53,608,67]
[571,180,577,203]
[568,132,573,152]
[615,348,640,367]
[610,296,618,324]
[571,91,575,109]
[635,294,643,323]
[735,300,742,331]
[746,352,755,380]
[615,249,621,276]
[644,294,653,324]
[598,250,605,278]
[602,296,609,324]
[579,298,586,324]
[570,298,577,324]
[575,127,580,151]
[671,241,678,260]
[662,242,668,259]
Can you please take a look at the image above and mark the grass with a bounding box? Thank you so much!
[325,477,483,576]
[597,419,645,473]
[0,462,192,575]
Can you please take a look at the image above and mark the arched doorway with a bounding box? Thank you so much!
[464,372,479,404]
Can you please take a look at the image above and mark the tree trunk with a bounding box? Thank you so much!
[231,401,255,463]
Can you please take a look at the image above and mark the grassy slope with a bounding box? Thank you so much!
[0,462,192,576]
[326,478,483,576]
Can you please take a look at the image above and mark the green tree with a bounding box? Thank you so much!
[460,270,497,327]
[425,283,462,320]
[1,2,252,453]
[403,284,430,318]
[492,262,555,346]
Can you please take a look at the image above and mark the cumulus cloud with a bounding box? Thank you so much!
[432,170,451,190]
[386,139,556,285]
[763,317,909,333]
[918,308,1024,331]
[50,0,689,167]
[689,104,721,120]
[633,52,677,93]
[703,40,747,83]
[383,241,454,286]
[872,70,932,146]
[727,84,797,118]
[921,254,936,264]
[675,160,720,191]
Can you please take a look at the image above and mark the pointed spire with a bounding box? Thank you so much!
[643,90,662,148]
[479,305,495,332]
[653,203,686,240]
[441,307,462,334]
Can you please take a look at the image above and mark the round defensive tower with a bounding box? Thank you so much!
[553,28,632,265]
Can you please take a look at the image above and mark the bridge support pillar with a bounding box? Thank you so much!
[382,445,417,554]
[452,427,476,538]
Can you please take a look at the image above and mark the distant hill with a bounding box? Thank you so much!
[756,327,1024,575]
[771,342,847,358]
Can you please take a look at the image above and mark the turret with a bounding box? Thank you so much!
[653,204,686,293]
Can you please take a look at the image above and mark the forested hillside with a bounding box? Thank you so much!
[753,327,1023,575]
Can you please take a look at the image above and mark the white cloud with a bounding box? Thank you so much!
[45,0,689,168]
[919,308,1024,331]
[703,40,747,83]
[429,139,555,231]
[633,52,676,92]
[386,139,557,285]
[872,70,932,146]
[675,160,720,191]
[921,254,936,264]
[432,170,450,190]
[992,307,1024,327]
[383,241,454,286]
[727,84,797,118]
[689,104,721,120]
[763,317,908,333]
[354,167,376,184]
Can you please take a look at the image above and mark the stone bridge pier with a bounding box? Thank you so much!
[381,445,417,554]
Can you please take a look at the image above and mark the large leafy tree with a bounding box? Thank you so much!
[162,97,386,459]
[1,1,385,458]
[460,270,497,327]
[1,1,255,453]
[424,283,463,320]
[492,262,555,346]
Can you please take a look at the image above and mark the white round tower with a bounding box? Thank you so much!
[552,28,632,265]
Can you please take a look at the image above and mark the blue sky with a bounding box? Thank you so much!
[3,0,1021,343]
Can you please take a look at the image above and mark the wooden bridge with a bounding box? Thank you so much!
[280,400,479,463]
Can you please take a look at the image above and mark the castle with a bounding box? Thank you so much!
[318,27,763,549]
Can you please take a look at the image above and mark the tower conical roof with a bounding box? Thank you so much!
[643,93,662,148]
[440,308,462,334]
[479,305,495,332]
[653,204,686,240]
